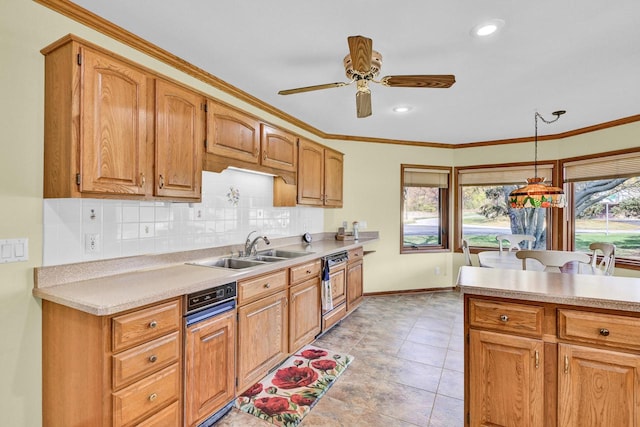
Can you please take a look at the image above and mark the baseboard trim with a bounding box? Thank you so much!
[364,287,457,297]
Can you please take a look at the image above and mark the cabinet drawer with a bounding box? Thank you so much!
[322,303,346,332]
[112,364,180,427]
[113,331,180,389]
[469,299,543,337]
[348,247,363,263]
[112,300,181,352]
[238,269,287,305]
[558,309,640,350]
[290,259,321,285]
[136,400,180,427]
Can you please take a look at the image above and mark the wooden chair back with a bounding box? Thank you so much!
[496,234,536,252]
[462,239,473,266]
[515,250,591,273]
[589,242,616,276]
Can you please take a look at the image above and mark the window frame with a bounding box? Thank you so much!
[560,147,640,270]
[400,164,451,254]
[454,160,561,253]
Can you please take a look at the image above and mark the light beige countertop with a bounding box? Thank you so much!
[457,266,640,312]
[33,233,378,316]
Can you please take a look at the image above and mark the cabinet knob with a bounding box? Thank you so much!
[499,315,509,322]
[149,354,158,363]
[149,320,158,329]
[599,328,610,337]
[306,270,312,274]
[264,283,270,289]
[148,393,158,402]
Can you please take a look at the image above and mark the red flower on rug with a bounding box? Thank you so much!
[236,345,353,427]
[254,397,292,416]
[311,359,337,371]
[272,366,318,389]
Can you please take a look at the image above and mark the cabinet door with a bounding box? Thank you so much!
[155,79,203,199]
[346,260,363,312]
[297,139,324,206]
[469,329,544,427]
[330,265,346,307]
[260,124,297,172]
[324,148,343,207]
[80,47,148,195]
[237,291,288,393]
[558,343,640,427]
[289,277,321,353]
[205,100,260,164]
[184,309,235,427]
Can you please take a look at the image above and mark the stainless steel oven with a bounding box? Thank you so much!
[184,282,237,427]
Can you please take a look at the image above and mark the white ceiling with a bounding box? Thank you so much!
[71,0,640,145]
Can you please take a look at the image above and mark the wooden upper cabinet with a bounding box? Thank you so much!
[205,100,260,164]
[260,124,297,172]
[297,139,325,206]
[155,79,203,199]
[297,139,343,207]
[324,148,344,207]
[42,38,149,198]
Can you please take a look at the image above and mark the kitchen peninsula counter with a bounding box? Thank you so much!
[33,232,378,315]
[457,265,640,312]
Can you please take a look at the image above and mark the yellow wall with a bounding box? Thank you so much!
[2,0,640,424]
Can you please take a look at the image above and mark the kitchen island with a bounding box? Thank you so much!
[457,266,640,427]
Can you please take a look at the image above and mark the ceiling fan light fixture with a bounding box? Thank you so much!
[472,19,505,37]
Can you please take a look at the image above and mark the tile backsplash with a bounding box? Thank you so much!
[43,169,323,266]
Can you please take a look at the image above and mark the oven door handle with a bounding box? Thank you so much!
[185,299,236,327]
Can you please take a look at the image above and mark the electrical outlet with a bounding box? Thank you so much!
[359,221,367,229]
[434,266,441,276]
[85,233,100,253]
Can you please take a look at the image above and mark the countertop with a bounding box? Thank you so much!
[33,234,378,316]
[456,266,640,312]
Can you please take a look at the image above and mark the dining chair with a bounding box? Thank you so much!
[462,239,473,266]
[589,242,616,276]
[515,250,591,273]
[496,234,536,252]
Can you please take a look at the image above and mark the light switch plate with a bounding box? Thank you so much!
[0,238,28,263]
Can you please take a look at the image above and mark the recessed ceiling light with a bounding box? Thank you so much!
[393,106,411,113]
[471,19,505,38]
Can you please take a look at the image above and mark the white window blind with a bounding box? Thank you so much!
[564,151,640,182]
[457,164,555,186]
[403,167,449,188]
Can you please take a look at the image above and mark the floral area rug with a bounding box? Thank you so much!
[235,345,353,426]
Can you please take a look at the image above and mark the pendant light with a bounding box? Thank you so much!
[509,110,566,208]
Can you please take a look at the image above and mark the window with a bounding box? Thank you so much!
[563,150,640,266]
[400,165,450,253]
[456,163,558,250]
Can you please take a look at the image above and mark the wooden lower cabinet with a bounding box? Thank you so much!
[329,262,346,308]
[236,290,289,393]
[466,295,640,427]
[289,276,321,352]
[184,309,235,427]
[558,343,640,427]
[469,329,545,427]
[346,259,363,313]
[42,298,182,427]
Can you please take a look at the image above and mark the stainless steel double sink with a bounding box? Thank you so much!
[190,249,313,270]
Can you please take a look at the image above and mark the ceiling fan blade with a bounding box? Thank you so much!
[356,90,372,118]
[348,35,373,75]
[278,82,348,95]
[380,74,456,88]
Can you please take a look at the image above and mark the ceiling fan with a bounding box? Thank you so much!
[278,35,456,118]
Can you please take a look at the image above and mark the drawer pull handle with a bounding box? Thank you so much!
[149,355,158,363]
[149,320,158,329]
[535,350,540,369]
[264,283,270,289]
[148,393,158,402]
[599,328,610,337]
[564,355,569,374]
[499,315,509,322]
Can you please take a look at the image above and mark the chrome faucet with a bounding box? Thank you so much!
[244,231,270,256]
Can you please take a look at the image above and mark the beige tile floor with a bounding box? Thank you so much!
[217,290,464,427]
